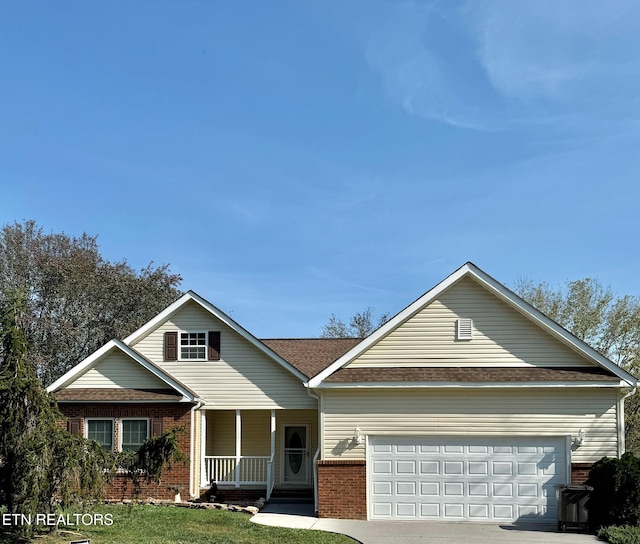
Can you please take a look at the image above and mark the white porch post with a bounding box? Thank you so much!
[200,412,207,487]
[270,409,276,459]
[266,409,276,500]
[235,409,242,488]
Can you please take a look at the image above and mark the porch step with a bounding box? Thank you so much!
[269,489,314,504]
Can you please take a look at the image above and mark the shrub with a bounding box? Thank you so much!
[597,525,640,544]
[587,453,640,530]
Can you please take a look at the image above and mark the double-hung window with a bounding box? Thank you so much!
[163,330,220,362]
[180,332,207,360]
[85,418,150,453]
[86,418,114,452]
[121,419,149,452]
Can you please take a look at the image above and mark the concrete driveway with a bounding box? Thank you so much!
[252,503,599,544]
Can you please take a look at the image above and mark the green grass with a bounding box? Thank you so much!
[0,505,355,544]
[597,525,640,544]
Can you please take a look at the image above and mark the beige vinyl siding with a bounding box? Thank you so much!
[131,301,314,409]
[321,388,618,464]
[67,352,168,389]
[205,410,271,456]
[203,408,318,486]
[349,276,592,368]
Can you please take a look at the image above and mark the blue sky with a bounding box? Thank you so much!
[2,1,639,338]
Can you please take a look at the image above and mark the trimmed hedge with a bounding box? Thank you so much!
[597,525,640,544]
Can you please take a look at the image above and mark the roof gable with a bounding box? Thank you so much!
[124,291,308,383]
[308,263,638,388]
[46,339,199,402]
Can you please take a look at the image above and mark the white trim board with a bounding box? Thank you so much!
[308,262,638,388]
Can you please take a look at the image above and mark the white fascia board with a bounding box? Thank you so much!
[46,339,120,392]
[46,339,199,402]
[124,291,308,383]
[309,262,638,388]
[313,381,628,389]
[466,264,638,387]
[309,263,480,387]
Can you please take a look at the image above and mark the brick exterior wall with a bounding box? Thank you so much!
[317,459,366,520]
[571,462,593,484]
[59,402,193,501]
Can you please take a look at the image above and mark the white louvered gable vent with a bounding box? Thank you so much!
[456,318,473,340]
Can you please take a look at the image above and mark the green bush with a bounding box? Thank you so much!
[587,453,640,530]
[597,525,640,544]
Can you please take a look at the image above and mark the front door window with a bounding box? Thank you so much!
[284,425,308,484]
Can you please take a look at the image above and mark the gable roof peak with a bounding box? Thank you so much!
[45,338,200,402]
[123,290,309,383]
[308,262,637,388]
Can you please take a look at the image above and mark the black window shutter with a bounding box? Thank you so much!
[208,331,221,361]
[67,418,82,436]
[164,331,178,361]
[151,418,164,437]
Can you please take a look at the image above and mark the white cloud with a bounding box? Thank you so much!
[363,2,500,130]
[361,0,640,129]
[470,1,640,101]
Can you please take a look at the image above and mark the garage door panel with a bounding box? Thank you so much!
[373,481,392,495]
[468,483,489,497]
[444,461,463,474]
[369,436,566,524]
[397,481,416,495]
[469,504,490,519]
[492,461,513,475]
[469,461,488,475]
[396,460,416,474]
[420,461,439,474]
[373,460,392,474]
[420,482,439,495]
[492,482,513,497]
[397,503,417,517]
[373,503,392,517]
[493,504,514,519]
[443,504,464,518]
[421,503,440,517]
[443,482,464,496]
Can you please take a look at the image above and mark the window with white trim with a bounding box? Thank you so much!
[86,418,114,452]
[121,419,149,452]
[180,331,207,360]
[85,418,151,453]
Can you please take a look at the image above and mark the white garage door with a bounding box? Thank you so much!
[368,436,567,524]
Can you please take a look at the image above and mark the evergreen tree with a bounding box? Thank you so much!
[0,291,110,535]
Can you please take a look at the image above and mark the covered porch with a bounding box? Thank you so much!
[199,408,317,499]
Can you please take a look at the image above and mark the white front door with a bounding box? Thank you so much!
[283,425,309,485]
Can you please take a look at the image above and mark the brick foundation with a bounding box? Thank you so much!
[317,459,366,520]
[59,403,193,501]
[571,462,593,484]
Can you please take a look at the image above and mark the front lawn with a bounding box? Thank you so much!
[0,504,355,544]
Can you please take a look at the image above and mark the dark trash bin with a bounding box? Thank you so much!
[556,484,592,532]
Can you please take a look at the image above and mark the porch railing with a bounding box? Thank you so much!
[204,456,270,487]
